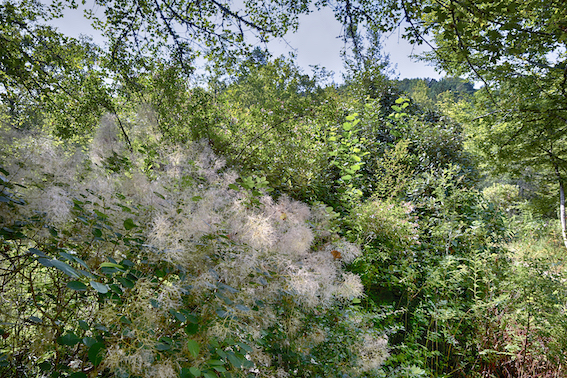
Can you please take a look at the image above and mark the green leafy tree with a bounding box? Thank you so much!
[215,55,339,201]
[360,0,567,247]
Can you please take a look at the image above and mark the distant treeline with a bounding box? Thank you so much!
[396,77,476,103]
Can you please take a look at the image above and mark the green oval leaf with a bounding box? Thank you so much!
[227,352,242,368]
[117,277,135,288]
[90,281,109,294]
[100,262,124,269]
[88,342,105,366]
[170,309,186,322]
[37,258,54,267]
[123,218,136,230]
[187,340,200,358]
[67,281,88,291]
[60,252,89,270]
[189,366,201,377]
[156,342,171,351]
[51,259,82,279]
[83,336,97,347]
[78,320,89,330]
[234,304,250,312]
[28,248,47,258]
[185,323,199,335]
[28,316,42,323]
[57,332,81,346]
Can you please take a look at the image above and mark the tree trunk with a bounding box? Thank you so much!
[555,166,567,249]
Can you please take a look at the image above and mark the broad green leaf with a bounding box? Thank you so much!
[37,258,54,267]
[120,259,135,267]
[88,342,105,366]
[342,122,353,131]
[123,218,136,230]
[187,340,200,358]
[156,342,171,351]
[189,366,201,377]
[180,367,191,378]
[237,342,253,353]
[90,281,109,294]
[234,304,249,312]
[100,262,124,269]
[83,337,97,347]
[28,316,42,323]
[185,323,199,335]
[227,352,242,368]
[57,332,81,346]
[78,320,89,330]
[117,277,135,288]
[207,360,224,366]
[50,259,81,279]
[67,281,88,291]
[170,309,186,322]
[109,284,123,295]
[59,252,89,270]
[28,248,47,257]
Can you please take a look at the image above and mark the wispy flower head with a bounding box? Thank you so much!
[276,225,313,257]
[42,186,72,224]
[357,333,389,371]
[90,115,124,166]
[334,272,364,300]
[322,241,361,264]
[240,214,276,250]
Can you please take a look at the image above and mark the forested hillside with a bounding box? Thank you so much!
[1,0,567,377]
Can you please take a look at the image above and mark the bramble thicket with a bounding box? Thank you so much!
[1,0,567,377]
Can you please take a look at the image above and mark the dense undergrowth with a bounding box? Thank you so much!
[1,56,567,378]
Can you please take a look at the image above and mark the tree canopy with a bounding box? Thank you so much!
[2,0,567,377]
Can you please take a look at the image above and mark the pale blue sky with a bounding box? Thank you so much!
[266,8,443,82]
[50,2,443,82]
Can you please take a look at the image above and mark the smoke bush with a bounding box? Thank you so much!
[0,119,384,377]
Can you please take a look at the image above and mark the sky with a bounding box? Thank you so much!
[266,8,443,82]
[50,3,443,83]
